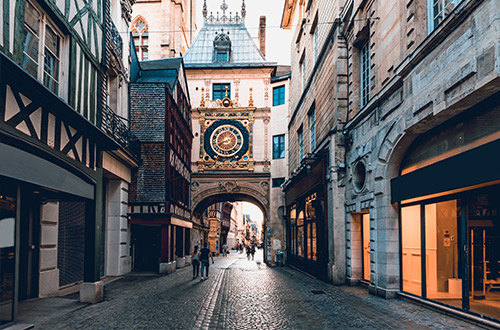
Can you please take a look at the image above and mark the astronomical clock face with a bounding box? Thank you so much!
[210,125,244,157]
[204,119,249,161]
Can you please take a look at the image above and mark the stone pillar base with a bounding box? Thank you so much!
[168,261,177,273]
[185,255,192,266]
[39,269,60,298]
[80,281,104,304]
[176,257,186,268]
[159,263,169,274]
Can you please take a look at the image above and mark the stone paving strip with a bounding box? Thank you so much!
[34,252,488,330]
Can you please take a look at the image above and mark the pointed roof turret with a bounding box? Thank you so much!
[184,0,275,68]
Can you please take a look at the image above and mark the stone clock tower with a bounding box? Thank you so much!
[183,0,285,264]
[199,101,254,171]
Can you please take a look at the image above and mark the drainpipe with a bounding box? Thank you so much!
[338,19,350,178]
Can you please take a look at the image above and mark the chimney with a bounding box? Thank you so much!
[258,16,266,58]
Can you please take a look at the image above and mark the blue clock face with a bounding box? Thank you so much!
[210,125,244,157]
[204,119,249,160]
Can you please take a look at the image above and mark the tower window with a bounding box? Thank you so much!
[213,29,231,63]
[132,16,149,61]
[213,83,231,100]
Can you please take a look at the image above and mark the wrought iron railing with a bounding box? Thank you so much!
[109,20,123,57]
[100,105,140,158]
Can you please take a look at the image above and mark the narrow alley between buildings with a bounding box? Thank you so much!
[27,250,483,330]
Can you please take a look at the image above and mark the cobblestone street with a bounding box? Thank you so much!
[36,251,484,330]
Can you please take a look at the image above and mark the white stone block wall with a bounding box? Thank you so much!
[39,202,60,298]
[106,180,131,276]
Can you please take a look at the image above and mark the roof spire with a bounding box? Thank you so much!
[221,0,228,16]
[241,0,246,21]
[203,0,207,18]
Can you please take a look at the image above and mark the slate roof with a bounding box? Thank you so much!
[183,23,276,68]
[133,58,182,91]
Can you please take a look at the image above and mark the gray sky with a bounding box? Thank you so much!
[196,0,291,64]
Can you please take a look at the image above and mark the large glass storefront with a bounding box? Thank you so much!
[287,188,326,279]
[400,186,500,320]
[0,183,16,326]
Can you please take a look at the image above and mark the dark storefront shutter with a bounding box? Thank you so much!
[58,201,85,287]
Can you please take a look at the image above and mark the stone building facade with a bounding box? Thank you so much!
[340,0,500,325]
[129,56,192,274]
[0,0,138,325]
[282,0,500,325]
[184,0,285,265]
[131,0,197,60]
[281,0,347,283]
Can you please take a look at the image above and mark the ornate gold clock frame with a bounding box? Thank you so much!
[198,95,255,172]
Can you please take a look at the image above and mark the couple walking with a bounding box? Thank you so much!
[191,242,214,280]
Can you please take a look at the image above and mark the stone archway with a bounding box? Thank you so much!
[190,172,271,260]
[191,173,270,216]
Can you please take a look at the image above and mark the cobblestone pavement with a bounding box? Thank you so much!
[37,251,485,330]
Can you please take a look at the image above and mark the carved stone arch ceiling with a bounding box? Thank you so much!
[191,177,270,221]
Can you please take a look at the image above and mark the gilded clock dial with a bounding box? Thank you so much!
[210,125,244,157]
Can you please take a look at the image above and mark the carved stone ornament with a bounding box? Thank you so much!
[120,0,134,22]
[219,181,241,193]
[260,181,269,190]
[191,181,200,191]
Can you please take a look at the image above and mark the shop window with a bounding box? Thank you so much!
[297,211,305,258]
[273,85,285,106]
[425,200,462,308]
[290,205,296,255]
[401,205,422,296]
[23,1,63,95]
[311,222,317,261]
[360,40,370,108]
[132,16,149,61]
[428,0,463,33]
[305,194,317,261]
[273,134,285,159]
[468,193,500,319]
[212,83,231,100]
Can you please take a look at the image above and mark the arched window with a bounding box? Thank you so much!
[131,16,149,61]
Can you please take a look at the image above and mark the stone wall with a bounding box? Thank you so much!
[343,0,500,298]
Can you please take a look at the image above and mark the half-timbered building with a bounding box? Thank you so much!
[0,0,138,325]
[128,51,193,273]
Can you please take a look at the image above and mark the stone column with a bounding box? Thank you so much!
[39,202,59,298]
[105,180,131,276]
[81,167,103,304]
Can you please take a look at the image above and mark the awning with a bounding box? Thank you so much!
[391,139,500,203]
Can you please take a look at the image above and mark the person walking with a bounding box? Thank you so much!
[223,244,228,257]
[199,242,214,280]
[192,245,200,279]
[251,245,255,260]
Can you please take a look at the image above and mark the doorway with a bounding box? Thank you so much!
[362,213,370,282]
[131,225,161,271]
[18,193,41,301]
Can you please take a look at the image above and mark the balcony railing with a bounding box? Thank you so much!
[109,20,123,57]
[101,105,140,158]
